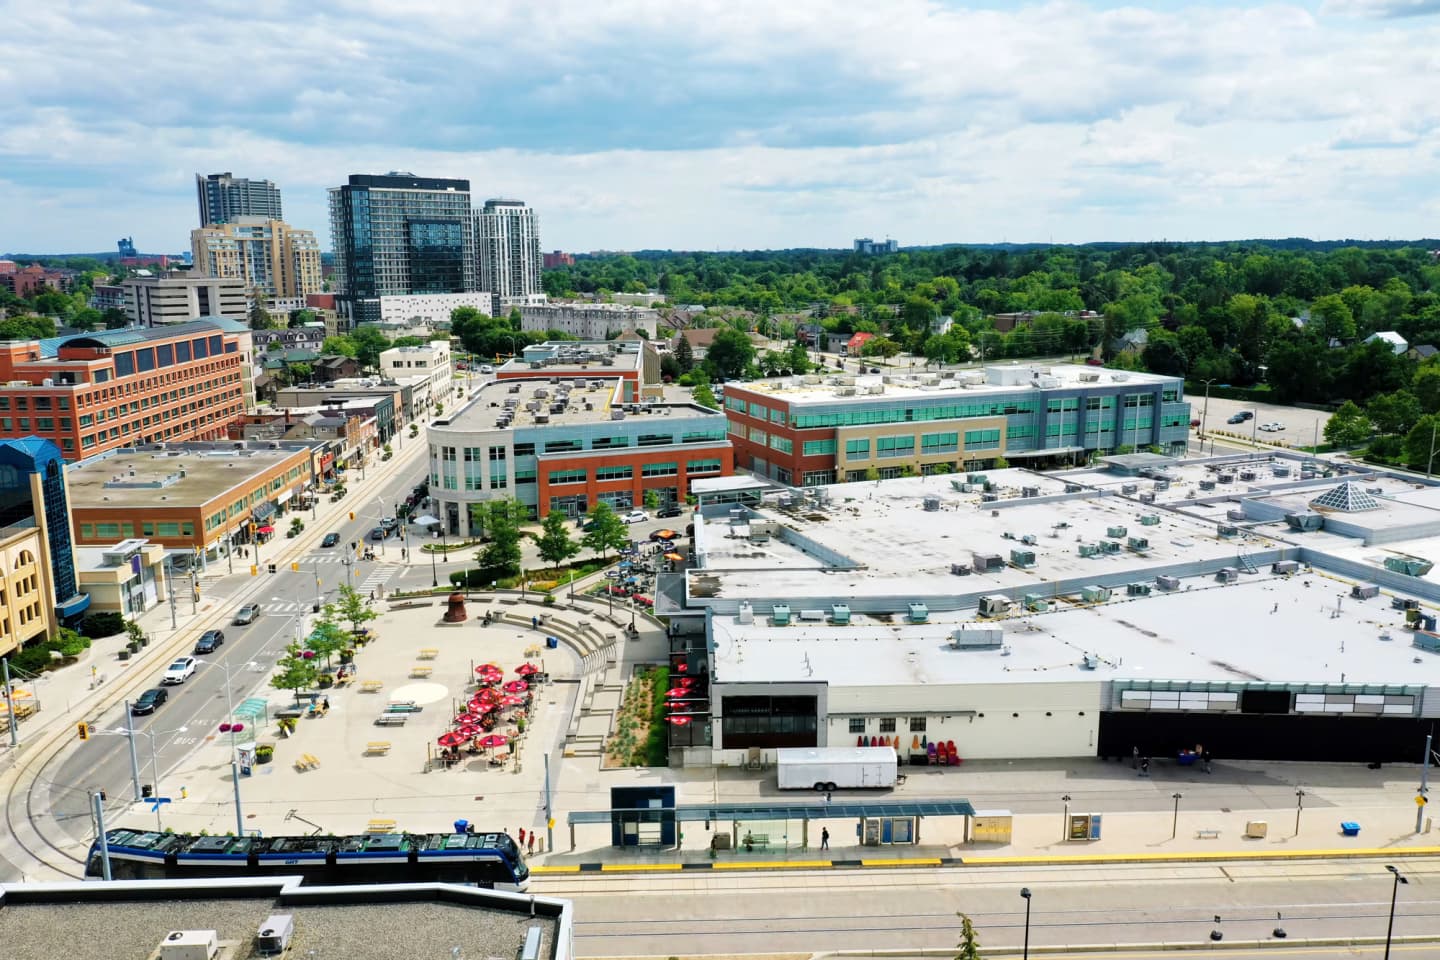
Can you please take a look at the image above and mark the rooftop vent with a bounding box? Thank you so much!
[157,930,219,960]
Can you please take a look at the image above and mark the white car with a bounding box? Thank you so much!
[479,364,494,374]
[162,656,197,685]
[622,510,649,524]
[1260,421,1286,432]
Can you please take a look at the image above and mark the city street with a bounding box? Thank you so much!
[546,857,1439,956]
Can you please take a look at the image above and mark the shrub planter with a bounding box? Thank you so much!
[117,649,131,661]
[254,744,275,765]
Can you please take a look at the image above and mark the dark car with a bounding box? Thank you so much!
[321,532,340,547]
[368,527,386,541]
[1227,412,1252,424]
[194,629,226,654]
[131,688,168,715]
[657,504,683,519]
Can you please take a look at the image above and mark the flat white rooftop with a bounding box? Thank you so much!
[730,363,1179,405]
[711,571,1438,688]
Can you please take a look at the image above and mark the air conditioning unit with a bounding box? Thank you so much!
[157,930,218,960]
[255,915,294,956]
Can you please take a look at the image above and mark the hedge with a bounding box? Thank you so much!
[80,612,126,638]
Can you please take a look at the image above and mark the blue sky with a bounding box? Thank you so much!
[1,0,1438,254]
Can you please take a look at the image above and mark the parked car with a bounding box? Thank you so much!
[1227,412,1249,424]
[479,364,495,374]
[657,504,683,519]
[1260,421,1286,432]
[622,510,649,524]
[162,656,197,685]
[131,688,168,715]
[1084,357,1104,366]
[1189,418,1201,428]
[368,527,386,541]
[380,516,399,532]
[195,629,226,654]
[321,532,341,547]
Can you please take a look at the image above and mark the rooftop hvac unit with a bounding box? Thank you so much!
[611,410,625,420]
[1154,479,1170,491]
[1217,473,1234,483]
[157,931,219,960]
[1155,575,1180,591]
[1139,514,1160,526]
[1198,479,1216,491]
[952,626,1004,648]
[1351,583,1380,599]
[1227,508,1246,521]
[1138,491,1156,504]
[736,601,754,625]
[973,552,1004,572]
[1020,533,1038,545]
[1099,540,1121,554]
[1080,654,1099,671]
[981,492,998,503]
[1023,593,1048,612]
[1106,525,1127,538]
[1079,371,1100,382]
[907,602,930,623]
[1120,483,1138,495]
[1286,512,1322,532]
[1273,465,1291,477]
[923,496,941,512]
[1126,536,1150,552]
[1077,543,1100,558]
[1064,483,1083,493]
[835,387,857,397]
[950,562,972,576]
[1080,585,1111,602]
[1272,560,1300,575]
[1239,470,1257,481]
[1394,596,1421,611]
[968,473,988,484]
[255,915,294,956]
[1009,549,1036,568]
[799,609,826,622]
[1384,556,1435,577]
[1126,582,1152,596]
[1216,567,1239,583]
[1021,486,1040,498]
[830,604,851,624]
[533,414,549,424]
[977,595,1013,617]
[771,604,791,626]
[950,479,968,492]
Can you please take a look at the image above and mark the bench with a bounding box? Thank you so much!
[295,753,320,771]
[366,819,397,834]
[360,680,384,693]
[418,648,439,660]
[365,741,392,755]
[375,713,407,726]
[742,833,770,851]
[409,666,433,678]
[1195,828,1221,840]
[385,702,422,713]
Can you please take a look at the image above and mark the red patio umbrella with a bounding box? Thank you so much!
[665,687,689,698]
[476,733,509,749]
[437,731,467,747]
[678,677,698,687]
[468,700,498,715]
[499,694,526,708]
[454,712,480,725]
[667,716,692,726]
[456,723,482,738]
[515,663,539,676]
[503,679,528,694]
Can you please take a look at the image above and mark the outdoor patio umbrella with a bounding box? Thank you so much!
[476,733,509,749]
[456,723,482,738]
[499,695,526,708]
[664,552,684,562]
[454,712,480,725]
[667,716,692,726]
[475,663,502,675]
[665,687,690,698]
[472,687,500,702]
[678,677,697,687]
[515,663,539,676]
[503,679,528,694]
[467,700,498,715]
[437,731,467,747]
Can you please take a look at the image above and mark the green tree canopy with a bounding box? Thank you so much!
[581,502,629,561]
[1324,400,1372,447]
[705,327,755,380]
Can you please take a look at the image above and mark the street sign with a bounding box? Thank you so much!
[1418,795,1428,806]
[148,797,172,811]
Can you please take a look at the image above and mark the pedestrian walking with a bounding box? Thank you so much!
[1201,748,1212,774]
[527,834,535,855]
[518,827,526,847]
[1139,756,1150,778]
[1132,745,1139,770]
[820,827,830,850]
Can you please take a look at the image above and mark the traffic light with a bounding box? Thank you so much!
[250,565,259,576]
[349,511,356,521]
[291,561,300,572]
[76,722,90,741]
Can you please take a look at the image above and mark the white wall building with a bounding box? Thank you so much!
[380,341,453,411]
[373,291,493,326]
[123,274,248,326]
[476,199,543,301]
[519,302,658,339]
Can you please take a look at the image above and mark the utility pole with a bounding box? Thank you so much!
[544,752,554,852]
[92,792,112,880]
[124,701,142,801]
[1417,731,1432,834]
[165,556,177,630]
[2,658,17,748]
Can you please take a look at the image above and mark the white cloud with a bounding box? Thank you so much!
[1,0,1438,252]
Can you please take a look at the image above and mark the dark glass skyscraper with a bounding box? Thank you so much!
[328,172,476,325]
[0,437,89,630]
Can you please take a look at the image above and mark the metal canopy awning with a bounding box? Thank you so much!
[567,798,976,826]
[1003,446,1085,459]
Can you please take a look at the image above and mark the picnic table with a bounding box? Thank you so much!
[365,741,392,755]
[374,714,407,727]
[409,666,433,678]
[360,680,384,693]
[385,701,422,713]
[366,819,396,834]
[418,648,439,660]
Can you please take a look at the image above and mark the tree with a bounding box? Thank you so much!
[1367,389,1421,436]
[581,502,629,561]
[332,584,378,637]
[269,641,319,702]
[322,335,358,358]
[1324,400,1372,447]
[351,326,391,368]
[693,382,719,409]
[861,336,901,359]
[70,306,103,331]
[305,607,349,668]
[1415,366,1440,414]
[478,498,524,575]
[101,307,128,329]
[954,912,983,960]
[659,352,680,380]
[288,308,318,328]
[705,327,755,380]
[1404,414,1440,470]
[249,302,277,330]
[1310,294,1355,341]
[674,334,696,373]
[1141,331,1189,376]
[0,315,56,340]
[535,510,580,573]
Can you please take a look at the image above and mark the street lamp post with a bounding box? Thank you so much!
[1385,864,1408,960]
[1061,794,1071,842]
[198,658,253,837]
[1171,792,1183,839]
[1294,787,1305,837]
[1199,378,1216,443]
[430,538,439,588]
[1019,887,1032,960]
[111,726,188,831]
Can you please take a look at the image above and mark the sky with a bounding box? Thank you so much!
[2,0,1439,255]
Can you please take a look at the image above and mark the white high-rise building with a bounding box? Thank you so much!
[475,199,543,302]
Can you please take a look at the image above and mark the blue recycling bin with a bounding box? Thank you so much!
[546,636,559,649]
[454,819,469,834]
[1340,821,1360,837]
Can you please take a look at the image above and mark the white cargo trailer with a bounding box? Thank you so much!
[776,746,899,791]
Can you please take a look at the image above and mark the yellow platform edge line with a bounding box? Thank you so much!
[712,860,834,871]
[963,846,1440,867]
[529,866,581,874]
[860,858,943,868]
[599,863,682,872]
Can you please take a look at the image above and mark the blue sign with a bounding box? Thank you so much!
[148,797,172,811]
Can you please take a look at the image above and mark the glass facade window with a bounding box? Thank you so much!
[548,469,586,485]
[687,458,722,474]
[769,408,786,425]
[748,401,767,418]
[748,427,767,444]
[921,431,958,453]
[845,438,870,458]
[721,695,818,748]
[802,469,836,486]
[848,718,865,733]
[877,435,914,458]
[595,465,633,481]
[964,428,1001,450]
[769,435,793,454]
[803,439,837,456]
[682,429,726,443]
[641,462,678,478]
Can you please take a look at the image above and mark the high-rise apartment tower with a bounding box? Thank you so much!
[196,172,284,227]
[476,199,543,303]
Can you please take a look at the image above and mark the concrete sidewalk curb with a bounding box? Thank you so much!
[530,845,1440,876]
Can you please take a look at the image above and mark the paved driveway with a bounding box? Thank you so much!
[1194,395,1332,449]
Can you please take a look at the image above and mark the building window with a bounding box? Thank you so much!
[845,438,870,458]
[548,469,587,485]
[908,717,927,732]
[641,462,678,478]
[803,439,837,456]
[921,432,958,454]
[769,435,793,454]
[848,717,865,733]
[964,428,1001,450]
[687,458,721,474]
[879,717,897,733]
[802,469,836,486]
[594,465,633,481]
[748,427,767,444]
[876,435,914,458]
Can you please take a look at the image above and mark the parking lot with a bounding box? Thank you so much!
[1193,394,1333,450]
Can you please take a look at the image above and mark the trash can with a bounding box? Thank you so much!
[142,784,153,799]
[1341,821,1361,837]
[453,819,469,835]
[546,636,559,649]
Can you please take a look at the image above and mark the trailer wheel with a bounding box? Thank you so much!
[813,782,826,792]
[825,782,838,792]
